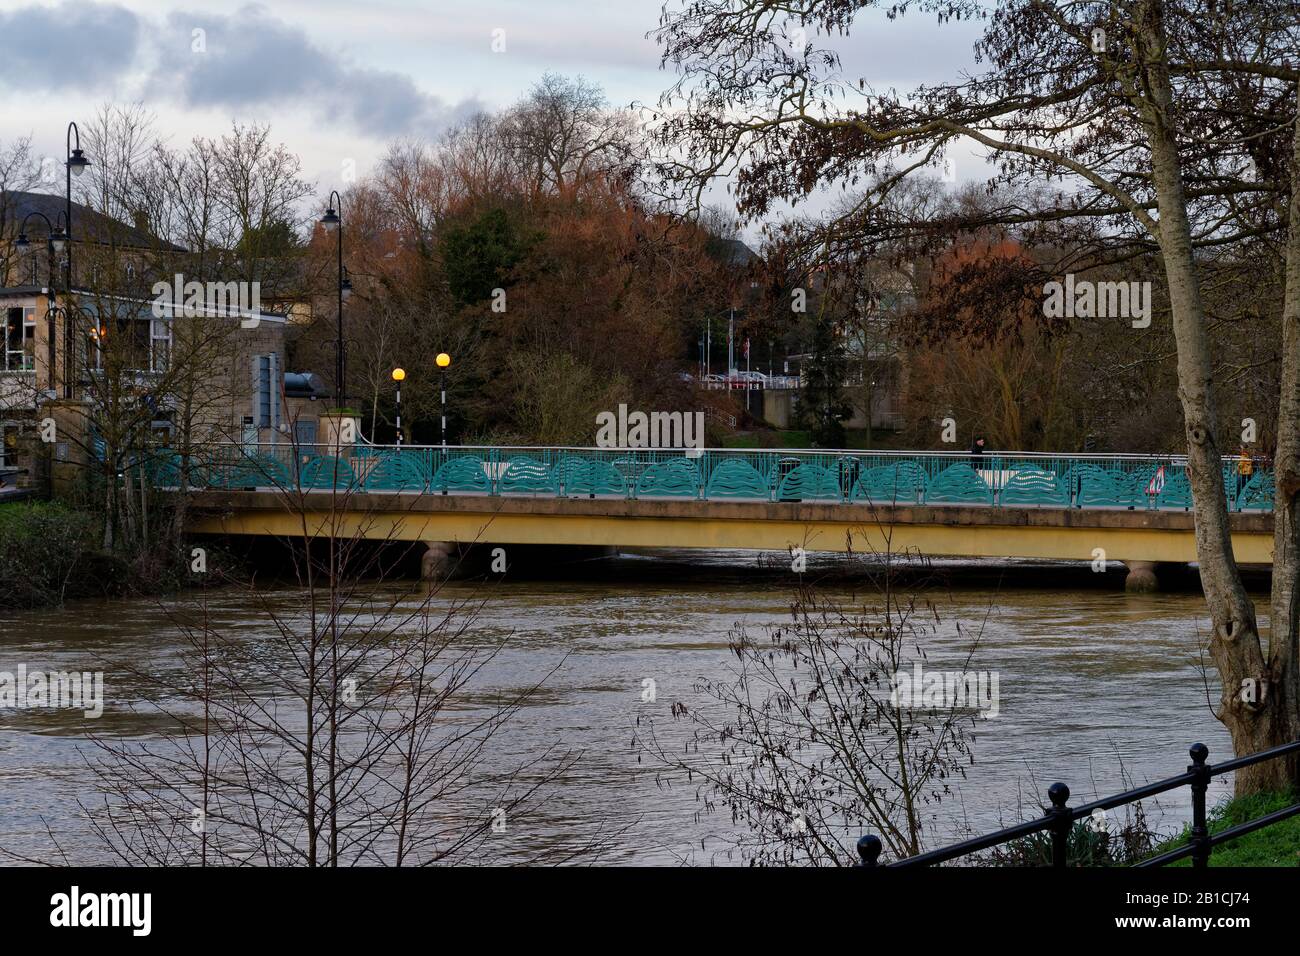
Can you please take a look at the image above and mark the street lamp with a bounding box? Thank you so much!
[14,211,64,285]
[64,121,89,400]
[436,352,451,448]
[43,305,63,399]
[14,212,67,396]
[391,367,405,446]
[319,191,348,409]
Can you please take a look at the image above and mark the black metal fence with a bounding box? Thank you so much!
[857,740,1300,868]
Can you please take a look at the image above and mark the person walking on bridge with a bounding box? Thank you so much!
[1235,446,1255,503]
[969,436,986,466]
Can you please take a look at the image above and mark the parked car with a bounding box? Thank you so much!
[726,370,767,389]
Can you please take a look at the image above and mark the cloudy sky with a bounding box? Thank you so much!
[0,0,983,215]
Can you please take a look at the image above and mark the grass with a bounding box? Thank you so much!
[722,429,811,449]
[0,498,85,534]
[1152,790,1300,867]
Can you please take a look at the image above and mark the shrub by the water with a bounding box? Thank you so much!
[0,502,97,608]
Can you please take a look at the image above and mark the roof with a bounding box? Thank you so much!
[0,285,46,298]
[0,286,288,324]
[1,191,185,252]
[706,236,759,267]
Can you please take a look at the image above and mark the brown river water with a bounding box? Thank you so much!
[0,549,1239,865]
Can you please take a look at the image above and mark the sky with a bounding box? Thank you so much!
[0,0,986,226]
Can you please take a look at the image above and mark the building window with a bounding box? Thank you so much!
[252,353,281,431]
[1,421,29,467]
[87,325,102,372]
[4,307,36,372]
[150,412,173,442]
[151,318,171,372]
[257,355,272,427]
[88,317,173,374]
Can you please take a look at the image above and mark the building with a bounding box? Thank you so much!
[0,192,327,490]
[777,260,913,435]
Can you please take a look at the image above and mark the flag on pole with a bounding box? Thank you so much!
[1146,465,1166,495]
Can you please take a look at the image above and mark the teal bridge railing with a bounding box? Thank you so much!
[146,444,1276,513]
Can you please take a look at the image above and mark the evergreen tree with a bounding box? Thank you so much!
[796,313,851,448]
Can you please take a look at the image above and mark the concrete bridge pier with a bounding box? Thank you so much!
[1123,560,1161,593]
[421,542,459,582]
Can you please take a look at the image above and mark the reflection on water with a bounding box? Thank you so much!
[0,550,1237,865]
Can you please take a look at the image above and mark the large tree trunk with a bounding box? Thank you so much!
[1265,87,1300,784]
[1138,0,1291,792]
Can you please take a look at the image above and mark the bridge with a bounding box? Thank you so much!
[173,444,1275,589]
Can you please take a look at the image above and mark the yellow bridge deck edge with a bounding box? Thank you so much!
[187,492,1276,564]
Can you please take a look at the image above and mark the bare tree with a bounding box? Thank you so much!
[0,134,40,287]
[652,0,1300,791]
[501,74,638,199]
[636,538,981,865]
[76,443,594,866]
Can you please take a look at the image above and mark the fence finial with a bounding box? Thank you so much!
[1047,783,1072,868]
[1048,782,1070,808]
[856,834,882,867]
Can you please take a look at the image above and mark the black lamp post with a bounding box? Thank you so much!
[64,122,89,399]
[14,211,67,279]
[43,306,63,399]
[15,211,67,394]
[319,192,351,409]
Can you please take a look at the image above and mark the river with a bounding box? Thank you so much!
[0,549,1239,865]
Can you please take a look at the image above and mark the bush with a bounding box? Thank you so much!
[0,501,96,609]
[981,810,1160,867]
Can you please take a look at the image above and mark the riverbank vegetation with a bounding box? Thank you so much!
[0,501,103,608]
[0,497,210,610]
[974,790,1300,868]
[1156,791,1300,868]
